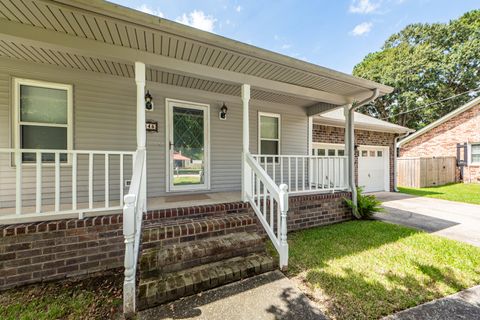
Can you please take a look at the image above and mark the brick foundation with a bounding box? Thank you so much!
[0,192,351,291]
[0,215,124,291]
[313,124,397,191]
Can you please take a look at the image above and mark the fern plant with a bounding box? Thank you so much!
[345,187,384,219]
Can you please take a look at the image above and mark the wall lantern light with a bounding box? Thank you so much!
[145,90,154,111]
[219,102,228,120]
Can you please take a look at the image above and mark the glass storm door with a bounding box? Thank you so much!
[167,100,209,191]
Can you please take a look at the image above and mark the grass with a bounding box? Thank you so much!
[286,220,480,320]
[398,183,480,205]
[173,175,201,185]
[0,272,122,320]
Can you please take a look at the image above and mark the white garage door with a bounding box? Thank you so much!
[358,147,388,192]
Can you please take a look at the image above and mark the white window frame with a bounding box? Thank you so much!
[258,112,281,156]
[312,143,345,156]
[165,98,211,192]
[13,78,73,165]
[468,143,480,166]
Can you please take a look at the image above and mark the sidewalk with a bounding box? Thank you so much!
[139,270,326,320]
[384,285,480,320]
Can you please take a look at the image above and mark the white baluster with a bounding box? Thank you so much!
[105,154,109,208]
[89,153,93,209]
[123,193,136,315]
[15,150,22,215]
[120,154,124,206]
[35,151,42,214]
[279,183,289,270]
[72,153,77,211]
[55,152,60,213]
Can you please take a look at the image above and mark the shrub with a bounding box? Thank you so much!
[345,187,384,219]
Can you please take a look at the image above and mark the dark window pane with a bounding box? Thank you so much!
[338,150,345,156]
[261,140,278,155]
[328,149,336,156]
[21,125,67,162]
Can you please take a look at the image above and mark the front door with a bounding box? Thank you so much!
[166,99,210,192]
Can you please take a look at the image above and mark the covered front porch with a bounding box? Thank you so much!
[0,0,394,314]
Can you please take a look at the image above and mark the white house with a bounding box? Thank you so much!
[0,0,410,314]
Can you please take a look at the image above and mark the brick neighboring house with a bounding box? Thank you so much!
[399,96,480,183]
[312,108,413,193]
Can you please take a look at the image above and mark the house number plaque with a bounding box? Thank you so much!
[146,120,158,132]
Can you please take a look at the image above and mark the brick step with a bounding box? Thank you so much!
[141,213,258,249]
[140,232,265,277]
[144,201,251,223]
[138,253,276,310]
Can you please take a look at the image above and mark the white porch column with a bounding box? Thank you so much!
[135,62,146,149]
[135,62,147,209]
[241,84,251,202]
[344,104,358,212]
[307,116,313,186]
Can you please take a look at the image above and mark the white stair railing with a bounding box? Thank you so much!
[244,152,289,269]
[122,149,146,315]
[252,155,348,194]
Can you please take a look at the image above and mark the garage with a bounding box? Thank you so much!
[358,146,390,192]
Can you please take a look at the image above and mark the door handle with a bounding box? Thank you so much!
[169,141,174,150]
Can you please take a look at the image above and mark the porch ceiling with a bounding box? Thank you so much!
[0,39,314,106]
[0,0,393,106]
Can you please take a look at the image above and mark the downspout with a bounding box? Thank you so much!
[347,89,379,217]
[393,132,410,192]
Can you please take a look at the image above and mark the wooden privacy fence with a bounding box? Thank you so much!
[397,157,457,188]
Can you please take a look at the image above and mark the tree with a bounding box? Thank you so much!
[352,10,480,130]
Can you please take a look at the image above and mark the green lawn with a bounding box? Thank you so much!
[399,183,480,205]
[0,273,122,320]
[286,220,480,320]
[173,175,201,185]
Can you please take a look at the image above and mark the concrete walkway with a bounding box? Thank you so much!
[374,192,480,247]
[139,270,326,320]
[384,285,480,320]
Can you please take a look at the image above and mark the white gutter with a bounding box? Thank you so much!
[346,89,380,218]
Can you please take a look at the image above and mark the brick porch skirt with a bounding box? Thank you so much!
[0,191,351,291]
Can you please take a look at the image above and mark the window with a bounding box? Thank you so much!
[258,112,280,156]
[14,79,72,162]
[312,143,344,157]
[361,150,368,157]
[471,144,480,164]
[328,149,336,156]
[377,150,383,157]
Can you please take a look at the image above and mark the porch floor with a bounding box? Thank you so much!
[0,191,242,224]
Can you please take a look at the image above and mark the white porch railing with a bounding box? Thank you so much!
[0,148,135,221]
[251,155,349,194]
[244,152,289,269]
[122,148,146,315]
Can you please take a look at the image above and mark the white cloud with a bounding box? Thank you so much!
[136,4,164,17]
[176,10,217,32]
[350,22,373,36]
[235,5,242,12]
[281,44,291,50]
[349,0,380,14]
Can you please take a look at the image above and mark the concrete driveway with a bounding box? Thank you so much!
[374,192,480,247]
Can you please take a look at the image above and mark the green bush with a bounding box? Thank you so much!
[345,187,384,219]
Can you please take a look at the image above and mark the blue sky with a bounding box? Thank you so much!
[110,0,479,74]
